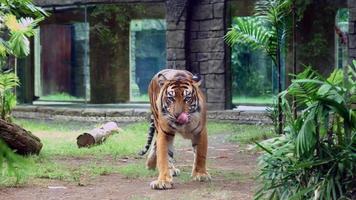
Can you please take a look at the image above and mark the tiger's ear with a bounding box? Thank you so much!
[158,73,168,87]
[192,74,202,86]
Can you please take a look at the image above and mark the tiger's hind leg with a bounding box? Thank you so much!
[146,136,180,178]
[146,141,157,170]
[168,138,180,177]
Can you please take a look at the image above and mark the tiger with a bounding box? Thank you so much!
[139,69,211,190]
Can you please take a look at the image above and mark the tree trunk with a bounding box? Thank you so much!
[0,119,42,155]
[76,122,120,148]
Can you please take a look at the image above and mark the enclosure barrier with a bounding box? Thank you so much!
[13,105,271,124]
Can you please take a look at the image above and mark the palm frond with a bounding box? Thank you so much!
[287,67,323,106]
[296,104,317,157]
[255,0,292,25]
[8,31,30,57]
[6,15,41,57]
[0,73,20,93]
[225,17,275,60]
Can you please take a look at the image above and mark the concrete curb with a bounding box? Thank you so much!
[13,105,272,124]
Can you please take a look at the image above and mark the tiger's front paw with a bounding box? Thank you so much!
[192,172,211,182]
[150,179,174,190]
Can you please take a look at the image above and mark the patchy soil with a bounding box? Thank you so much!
[0,132,259,200]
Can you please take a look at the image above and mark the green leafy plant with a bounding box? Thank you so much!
[225,0,292,65]
[0,73,19,121]
[1,3,45,59]
[0,0,46,180]
[266,98,279,134]
[225,0,293,134]
[0,139,28,183]
[255,63,356,200]
[0,0,46,121]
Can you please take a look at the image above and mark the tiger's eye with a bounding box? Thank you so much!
[168,96,175,102]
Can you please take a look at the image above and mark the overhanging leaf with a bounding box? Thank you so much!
[317,84,332,96]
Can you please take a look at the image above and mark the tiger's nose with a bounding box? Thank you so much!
[174,113,181,118]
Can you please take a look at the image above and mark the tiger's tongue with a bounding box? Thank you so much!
[177,112,189,125]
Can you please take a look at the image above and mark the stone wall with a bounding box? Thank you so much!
[165,0,229,110]
[188,0,228,110]
[165,0,189,70]
[349,0,356,63]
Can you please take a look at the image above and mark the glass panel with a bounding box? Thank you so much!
[130,19,166,102]
[35,8,89,102]
[231,17,277,105]
[335,8,349,69]
[33,3,165,103]
[88,4,166,103]
[295,2,344,75]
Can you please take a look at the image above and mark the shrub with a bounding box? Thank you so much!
[0,0,46,180]
[255,62,356,199]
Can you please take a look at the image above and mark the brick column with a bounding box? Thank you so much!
[349,0,356,63]
[166,0,189,70]
[188,0,227,110]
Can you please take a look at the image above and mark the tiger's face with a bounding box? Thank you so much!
[160,80,200,127]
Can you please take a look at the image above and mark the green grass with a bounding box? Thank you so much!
[227,124,275,144]
[15,119,91,132]
[0,155,123,186]
[1,119,273,186]
[39,92,82,101]
[232,95,273,105]
[207,122,242,135]
[30,159,116,180]
[14,119,271,157]
[15,119,149,158]
[1,120,149,186]
[117,162,157,179]
[207,121,275,144]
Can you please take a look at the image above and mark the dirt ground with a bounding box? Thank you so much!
[0,132,259,200]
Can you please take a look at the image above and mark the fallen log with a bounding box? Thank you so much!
[77,122,120,148]
[0,119,42,155]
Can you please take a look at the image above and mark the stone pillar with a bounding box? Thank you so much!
[166,0,189,70]
[349,0,356,63]
[188,0,228,110]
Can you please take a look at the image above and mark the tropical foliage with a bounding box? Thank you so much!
[225,0,292,65]
[255,61,356,199]
[0,72,19,121]
[225,0,293,133]
[0,139,28,183]
[0,0,46,59]
[0,0,46,180]
[0,0,46,121]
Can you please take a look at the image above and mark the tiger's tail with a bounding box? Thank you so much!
[138,115,155,156]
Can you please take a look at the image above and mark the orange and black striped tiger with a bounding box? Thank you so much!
[139,69,211,190]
